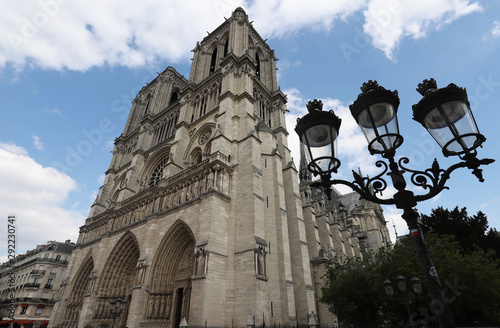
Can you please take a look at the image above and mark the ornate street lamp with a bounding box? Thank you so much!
[109,297,126,328]
[349,80,402,155]
[295,79,494,328]
[294,99,342,178]
[384,275,422,325]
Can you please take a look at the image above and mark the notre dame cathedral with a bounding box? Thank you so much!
[49,8,390,328]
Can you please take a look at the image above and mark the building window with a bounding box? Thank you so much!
[255,53,260,80]
[35,306,43,316]
[42,292,49,299]
[209,47,217,75]
[50,267,57,274]
[20,306,28,315]
[55,255,61,262]
[190,148,203,166]
[149,157,169,187]
[194,153,202,165]
[169,92,178,106]
[39,265,44,270]
[28,291,34,298]
[224,38,229,57]
[33,277,39,284]
[144,96,152,116]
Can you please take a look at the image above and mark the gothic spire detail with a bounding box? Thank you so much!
[299,142,312,186]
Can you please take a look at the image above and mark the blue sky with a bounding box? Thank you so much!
[1,0,499,261]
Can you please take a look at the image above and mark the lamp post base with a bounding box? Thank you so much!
[403,208,456,328]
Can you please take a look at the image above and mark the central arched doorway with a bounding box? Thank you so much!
[145,220,196,328]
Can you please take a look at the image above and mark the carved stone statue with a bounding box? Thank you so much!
[147,296,155,318]
[86,271,97,294]
[195,248,207,276]
[256,247,266,276]
[135,260,146,286]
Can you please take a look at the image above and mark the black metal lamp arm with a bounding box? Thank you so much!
[313,154,494,208]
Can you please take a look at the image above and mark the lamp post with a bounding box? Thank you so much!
[109,297,126,328]
[295,79,494,328]
[384,276,422,325]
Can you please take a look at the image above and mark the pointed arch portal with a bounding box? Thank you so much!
[61,254,94,328]
[92,232,140,327]
[146,220,196,327]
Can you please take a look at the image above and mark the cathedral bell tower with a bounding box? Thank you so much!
[51,7,318,328]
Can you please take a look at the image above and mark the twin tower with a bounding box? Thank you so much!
[50,8,389,328]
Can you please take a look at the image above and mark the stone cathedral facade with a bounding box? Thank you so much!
[49,8,390,328]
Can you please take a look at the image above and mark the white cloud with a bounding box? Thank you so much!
[492,20,500,38]
[0,0,244,71]
[42,107,61,114]
[32,135,44,150]
[105,138,115,151]
[97,174,106,184]
[0,141,28,156]
[363,0,482,60]
[247,0,366,37]
[0,0,483,72]
[276,59,301,80]
[0,142,85,257]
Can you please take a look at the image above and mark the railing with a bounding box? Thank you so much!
[30,270,46,275]
[37,258,69,265]
[2,297,56,304]
[24,283,40,288]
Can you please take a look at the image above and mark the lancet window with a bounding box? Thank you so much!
[224,38,229,57]
[190,81,221,122]
[253,88,272,128]
[144,95,152,116]
[255,53,261,80]
[152,111,178,146]
[209,47,217,75]
[169,92,178,106]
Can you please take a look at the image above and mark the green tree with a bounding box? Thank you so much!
[320,232,500,326]
[421,206,500,257]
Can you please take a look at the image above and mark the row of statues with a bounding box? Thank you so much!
[146,294,172,320]
[79,165,230,244]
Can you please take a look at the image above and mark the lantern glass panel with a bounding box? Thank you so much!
[357,102,400,152]
[383,279,394,296]
[301,124,338,174]
[411,277,422,294]
[358,102,395,128]
[424,100,479,153]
